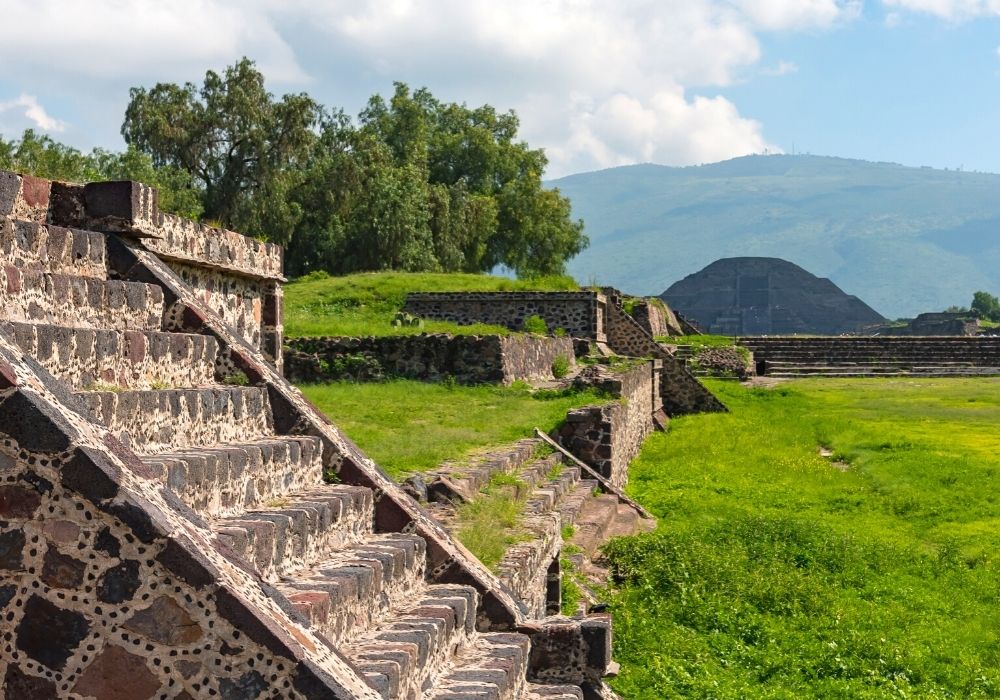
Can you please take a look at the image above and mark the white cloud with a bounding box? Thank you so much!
[546,88,777,175]
[0,0,860,175]
[882,0,1000,20]
[0,0,307,83]
[0,94,66,132]
[761,60,800,76]
[732,0,862,30]
[279,0,853,175]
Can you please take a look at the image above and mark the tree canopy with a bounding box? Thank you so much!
[970,291,1000,322]
[119,60,586,278]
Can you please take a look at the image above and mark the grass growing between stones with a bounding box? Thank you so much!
[300,380,603,479]
[453,472,533,569]
[607,378,1000,699]
[285,271,578,337]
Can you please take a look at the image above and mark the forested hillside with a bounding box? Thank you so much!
[552,155,1000,318]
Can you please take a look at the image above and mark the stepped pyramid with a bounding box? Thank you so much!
[0,172,613,699]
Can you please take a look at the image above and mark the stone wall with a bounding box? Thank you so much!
[404,291,606,341]
[629,299,683,338]
[0,174,285,373]
[0,440,332,700]
[285,334,575,385]
[878,312,980,336]
[554,361,660,489]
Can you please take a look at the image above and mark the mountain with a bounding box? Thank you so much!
[548,155,1000,318]
[661,257,886,335]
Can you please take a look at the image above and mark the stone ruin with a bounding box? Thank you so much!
[662,256,886,336]
[0,171,644,699]
[403,288,726,416]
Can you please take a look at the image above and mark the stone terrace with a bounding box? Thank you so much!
[741,336,1000,377]
[0,172,611,699]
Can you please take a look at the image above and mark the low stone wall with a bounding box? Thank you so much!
[285,334,575,385]
[554,361,659,488]
[404,291,606,340]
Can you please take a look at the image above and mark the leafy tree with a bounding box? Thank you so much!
[122,58,321,243]
[358,83,587,276]
[970,291,1000,322]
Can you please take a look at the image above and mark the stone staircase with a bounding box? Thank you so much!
[423,439,652,619]
[740,336,1000,378]
[0,173,608,699]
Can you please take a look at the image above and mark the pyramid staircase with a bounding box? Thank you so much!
[0,173,611,699]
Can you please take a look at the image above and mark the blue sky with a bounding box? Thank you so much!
[1,1,998,178]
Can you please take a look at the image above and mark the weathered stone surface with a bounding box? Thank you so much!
[124,595,204,645]
[71,644,161,700]
[0,483,41,518]
[285,333,574,386]
[0,529,25,570]
[16,594,91,670]
[3,663,58,699]
[404,291,605,339]
[41,548,87,589]
[219,669,268,700]
[96,559,141,603]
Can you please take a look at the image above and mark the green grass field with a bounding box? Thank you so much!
[607,378,1000,699]
[285,271,578,337]
[300,380,602,479]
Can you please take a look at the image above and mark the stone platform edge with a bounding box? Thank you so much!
[0,170,283,281]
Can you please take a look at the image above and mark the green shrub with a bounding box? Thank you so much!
[222,371,249,386]
[523,314,548,335]
[552,356,570,379]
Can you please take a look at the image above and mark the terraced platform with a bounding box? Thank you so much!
[740,336,1000,378]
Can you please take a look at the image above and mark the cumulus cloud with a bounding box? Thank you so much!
[0,0,860,174]
[0,94,66,132]
[0,0,307,83]
[545,88,777,174]
[882,0,1000,20]
[280,0,853,174]
[732,0,862,30]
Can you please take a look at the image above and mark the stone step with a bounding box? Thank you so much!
[212,485,375,579]
[344,584,481,699]
[495,465,584,615]
[279,533,427,647]
[427,632,532,700]
[769,370,1000,378]
[426,439,544,503]
[143,436,325,517]
[1,218,107,277]
[522,684,585,700]
[2,321,217,390]
[558,480,600,529]
[0,270,163,330]
[568,495,621,557]
[77,386,273,454]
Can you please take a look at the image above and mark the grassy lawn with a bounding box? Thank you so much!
[607,378,1000,699]
[285,271,578,337]
[300,380,602,479]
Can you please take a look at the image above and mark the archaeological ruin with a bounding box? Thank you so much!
[0,170,730,699]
